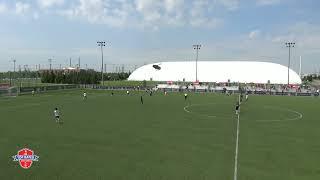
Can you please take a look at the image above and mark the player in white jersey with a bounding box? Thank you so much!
[126,90,130,95]
[54,108,60,123]
[245,92,248,101]
[83,92,87,100]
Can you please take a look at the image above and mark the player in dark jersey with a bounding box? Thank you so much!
[235,103,240,115]
[140,96,144,104]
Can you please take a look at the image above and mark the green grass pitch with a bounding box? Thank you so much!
[1,89,320,180]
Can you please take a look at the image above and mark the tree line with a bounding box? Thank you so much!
[302,74,320,82]
[0,71,40,79]
[40,70,130,84]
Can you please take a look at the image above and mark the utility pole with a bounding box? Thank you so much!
[97,41,106,86]
[48,58,52,70]
[78,57,81,69]
[285,42,295,85]
[193,44,201,82]
[13,59,16,73]
[69,58,72,67]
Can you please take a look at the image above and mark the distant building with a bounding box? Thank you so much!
[61,67,82,73]
[128,61,302,84]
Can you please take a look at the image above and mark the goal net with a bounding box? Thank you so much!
[0,83,18,97]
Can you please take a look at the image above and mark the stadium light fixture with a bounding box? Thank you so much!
[97,41,106,86]
[193,44,201,82]
[285,42,295,85]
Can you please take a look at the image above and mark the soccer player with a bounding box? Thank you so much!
[83,91,87,100]
[140,96,144,104]
[126,90,130,95]
[32,90,35,96]
[240,94,243,103]
[235,103,240,115]
[54,108,60,123]
[164,91,167,96]
[111,91,114,96]
[245,92,249,101]
[184,93,188,101]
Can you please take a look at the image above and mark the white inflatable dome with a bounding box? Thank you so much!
[128,61,302,84]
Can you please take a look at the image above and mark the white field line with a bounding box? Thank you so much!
[234,112,240,180]
[183,103,233,118]
[184,104,303,122]
[256,106,303,122]
[183,103,303,180]
[183,105,191,113]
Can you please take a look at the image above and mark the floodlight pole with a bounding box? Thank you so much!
[193,44,201,82]
[97,41,106,86]
[285,42,295,85]
[12,59,16,79]
[299,56,302,78]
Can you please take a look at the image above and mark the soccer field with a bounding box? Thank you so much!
[1,89,320,180]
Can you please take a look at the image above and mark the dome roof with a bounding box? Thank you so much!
[128,61,302,84]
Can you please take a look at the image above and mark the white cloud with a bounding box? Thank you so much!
[190,17,223,28]
[0,3,8,13]
[218,0,239,10]
[74,0,106,23]
[33,12,40,20]
[15,2,31,15]
[189,0,223,28]
[38,0,64,9]
[248,29,261,39]
[60,0,134,27]
[164,0,184,12]
[190,0,208,17]
[271,22,320,53]
[135,0,163,23]
[58,0,228,29]
[256,0,282,6]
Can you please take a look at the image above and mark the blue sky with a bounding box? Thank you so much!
[0,0,319,73]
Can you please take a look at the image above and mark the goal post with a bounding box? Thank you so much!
[0,87,18,97]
